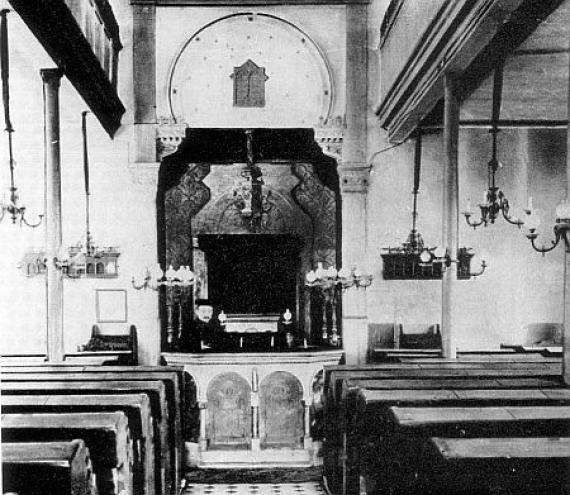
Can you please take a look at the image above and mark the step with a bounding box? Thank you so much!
[199,449,317,469]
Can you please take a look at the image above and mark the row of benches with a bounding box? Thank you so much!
[322,355,570,495]
[1,364,192,495]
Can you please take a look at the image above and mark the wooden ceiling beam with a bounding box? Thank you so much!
[376,0,565,143]
[8,0,125,138]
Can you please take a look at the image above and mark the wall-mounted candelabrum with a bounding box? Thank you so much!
[305,263,373,346]
[132,264,195,348]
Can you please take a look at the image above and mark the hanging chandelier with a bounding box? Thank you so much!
[0,9,42,228]
[19,112,120,278]
[462,62,524,229]
[381,131,487,280]
[232,129,272,231]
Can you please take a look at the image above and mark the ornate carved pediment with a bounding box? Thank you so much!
[314,116,345,161]
[157,117,188,160]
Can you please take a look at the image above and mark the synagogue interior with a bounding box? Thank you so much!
[2,0,570,494]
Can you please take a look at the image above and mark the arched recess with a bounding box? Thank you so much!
[259,371,304,448]
[206,372,252,448]
[156,128,340,350]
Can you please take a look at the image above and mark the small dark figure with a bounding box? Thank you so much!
[180,299,227,352]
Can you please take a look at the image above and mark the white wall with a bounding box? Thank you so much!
[365,127,566,350]
[0,1,163,363]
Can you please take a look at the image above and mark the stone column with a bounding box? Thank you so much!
[133,4,156,162]
[42,68,64,363]
[340,4,370,366]
[303,401,313,449]
[441,74,460,359]
[198,402,208,451]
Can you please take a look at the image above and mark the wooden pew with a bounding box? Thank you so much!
[419,437,570,495]
[341,388,570,495]
[2,368,183,494]
[1,393,155,495]
[2,412,133,495]
[2,440,98,495]
[0,380,171,495]
[322,361,563,492]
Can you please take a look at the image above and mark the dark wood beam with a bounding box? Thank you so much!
[8,0,125,138]
[456,0,566,104]
[376,0,565,143]
[131,0,368,4]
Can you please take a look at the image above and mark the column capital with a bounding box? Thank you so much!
[40,68,64,85]
[339,165,371,194]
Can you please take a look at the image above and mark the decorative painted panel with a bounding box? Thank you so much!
[165,163,211,268]
[259,371,304,447]
[206,372,252,447]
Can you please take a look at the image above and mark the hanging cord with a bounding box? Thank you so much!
[0,9,17,220]
[82,111,93,255]
[411,130,422,235]
[489,61,504,190]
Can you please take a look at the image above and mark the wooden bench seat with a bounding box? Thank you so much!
[2,440,97,495]
[342,391,570,495]
[1,393,155,495]
[413,437,570,495]
[1,412,133,495]
[391,405,570,426]
[323,362,563,494]
[2,368,183,494]
[1,379,171,495]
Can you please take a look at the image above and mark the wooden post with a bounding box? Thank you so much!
[42,68,64,363]
[564,43,570,385]
[441,74,460,359]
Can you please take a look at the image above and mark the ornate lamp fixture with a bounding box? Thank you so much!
[18,113,121,277]
[132,263,195,347]
[462,63,524,229]
[305,262,373,346]
[232,129,272,232]
[524,199,570,254]
[20,112,120,278]
[381,132,487,280]
[0,9,42,228]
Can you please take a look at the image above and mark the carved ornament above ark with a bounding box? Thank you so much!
[157,117,188,160]
[338,166,371,194]
[314,116,345,161]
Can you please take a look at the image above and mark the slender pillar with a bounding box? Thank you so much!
[303,401,313,449]
[251,395,260,451]
[340,3,370,365]
[251,368,260,450]
[564,40,570,385]
[441,74,460,359]
[198,402,208,450]
[42,68,64,362]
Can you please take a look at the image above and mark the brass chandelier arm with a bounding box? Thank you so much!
[500,196,524,227]
[464,212,486,229]
[528,234,561,254]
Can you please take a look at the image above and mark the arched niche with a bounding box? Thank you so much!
[259,371,304,448]
[168,13,335,128]
[156,128,340,349]
[206,372,252,448]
